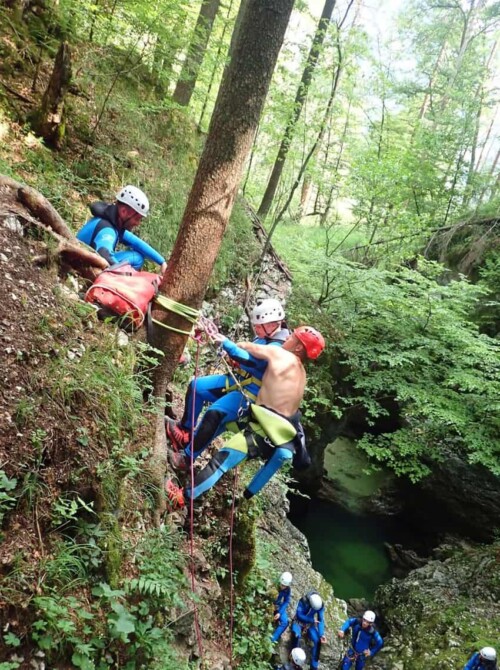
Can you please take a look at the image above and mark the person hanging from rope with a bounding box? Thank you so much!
[275,647,307,670]
[291,591,326,670]
[464,647,497,670]
[164,325,324,506]
[337,611,384,670]
[77,185,168,273]
[166,298,289,471]
[271,571,293,643]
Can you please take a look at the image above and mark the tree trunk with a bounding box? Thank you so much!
[299,173,312,216]
[257,0,337,219]
[150,0,295,519]
[173,0,221,107]
[198,0,235,131]
[30,41,72,150]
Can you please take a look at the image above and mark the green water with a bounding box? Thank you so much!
[291,437,411,600]
[291,499,398,601]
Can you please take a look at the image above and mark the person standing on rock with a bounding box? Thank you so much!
[166,298,289,470]
[464,647,497,670]
[275,647,307,669]
[337,611,383,670]
[77,185,167,273]
[271,571,293,643]
[291,591,326,670]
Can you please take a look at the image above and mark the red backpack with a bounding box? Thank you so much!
[85,264,160,329]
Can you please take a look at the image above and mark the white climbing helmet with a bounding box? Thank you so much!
[290,647,307,667]
[250,298,285,325]
[363,610,376,623]
[309,593,323,610]
[280,571,293,587]
[116,185,149,217]
[480,648,497,661]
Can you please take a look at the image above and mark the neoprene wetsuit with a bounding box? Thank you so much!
[77,202,165,270]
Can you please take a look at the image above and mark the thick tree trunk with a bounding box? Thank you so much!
[150,0,295,519]
[173,0,221,107]
[30,41,72,149]
[257,0,336,219]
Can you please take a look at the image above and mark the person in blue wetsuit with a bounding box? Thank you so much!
[275,648,307,669]
[166,298,289,470]
[337,611,383,670]
[164,326,325,506]
[464,647,497,670]
[271,571,293,642]
[291,591,326,670]
[77,185,167,273]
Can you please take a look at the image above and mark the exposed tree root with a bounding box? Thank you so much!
[0,174,107,278]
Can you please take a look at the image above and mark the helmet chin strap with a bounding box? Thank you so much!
[261,322,278,337]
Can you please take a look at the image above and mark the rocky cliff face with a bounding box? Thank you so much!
[374,541,500,670]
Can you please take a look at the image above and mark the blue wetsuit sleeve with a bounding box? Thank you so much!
[296,600,316,625]
[93,226,119,264]
[464,653,479,670]
[122,230,166,265]
[244,448,293,498]
[317,608,325,637]
[274,589,290,616]
[222,339,266,371]
[341,617,357,633]
[371,631,383,656]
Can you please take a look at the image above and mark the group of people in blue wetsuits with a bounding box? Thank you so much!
[271,572,384,670]
[77,186,495,670]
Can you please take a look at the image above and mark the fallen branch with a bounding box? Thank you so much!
[0,79,33,104]
[0,205,107,280]
[17,184,74,239]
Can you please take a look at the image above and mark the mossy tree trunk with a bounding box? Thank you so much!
[150,0,295,519]
[30,41,72,150]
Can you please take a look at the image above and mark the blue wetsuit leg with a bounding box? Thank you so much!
[308,626,322,670]
[181,374,229,430]
[271,611,289,642]
[355,654,366,670]
[186,431,248,500]
[290,620,302,646]
[185,391,249,460]
[114,249,145,270]
[341,652,355,670]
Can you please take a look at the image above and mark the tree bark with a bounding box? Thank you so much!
[151,0,295,519]
[257,0,337,219]
[173,0,221,107]
[30,41,72,149]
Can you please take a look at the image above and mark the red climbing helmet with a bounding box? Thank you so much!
[293,326,325,360]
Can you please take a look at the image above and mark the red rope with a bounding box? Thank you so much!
[188,338,204,660]
[228,467,239,668]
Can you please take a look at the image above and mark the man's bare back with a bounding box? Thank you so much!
[239,340,306,417]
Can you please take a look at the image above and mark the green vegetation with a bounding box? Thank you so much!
[1,0,499,667]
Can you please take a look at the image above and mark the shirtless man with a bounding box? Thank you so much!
[165,326,325,508]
